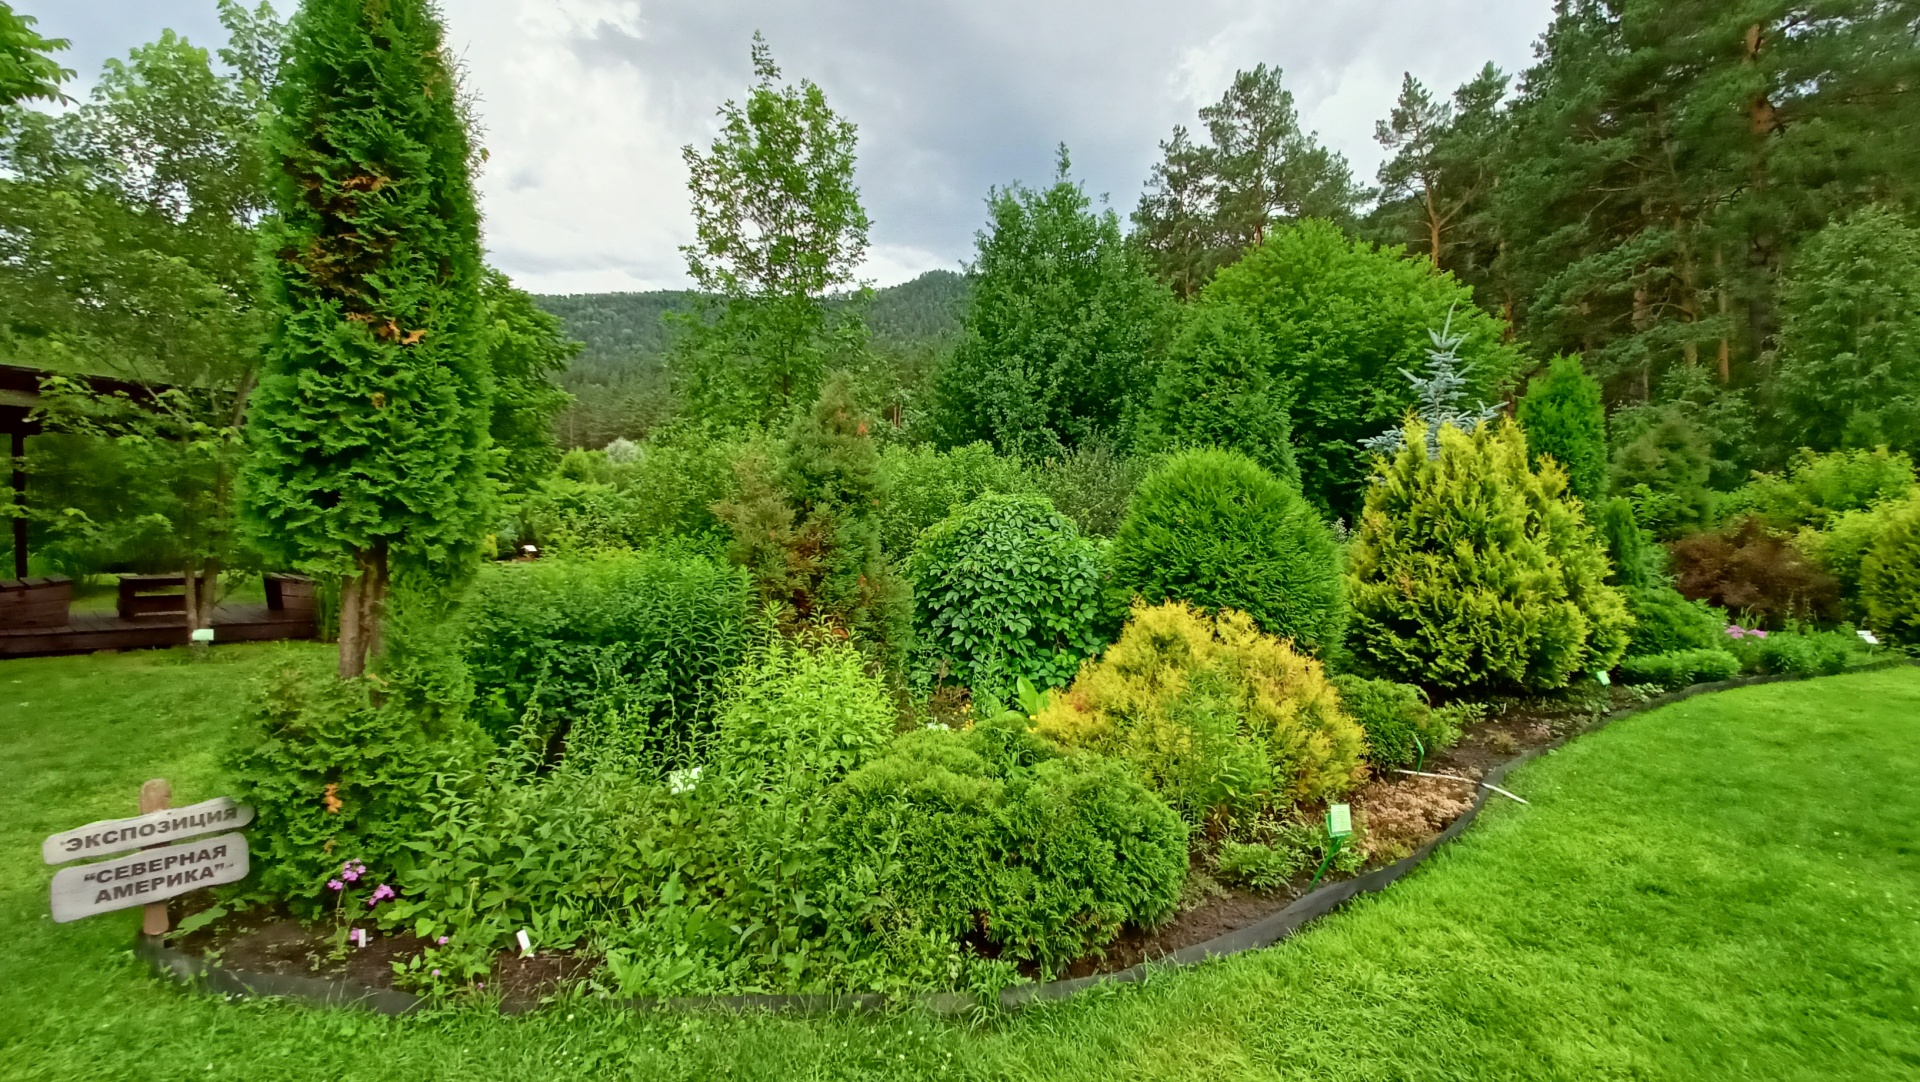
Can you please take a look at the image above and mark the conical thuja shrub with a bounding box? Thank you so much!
[244,0,492,678]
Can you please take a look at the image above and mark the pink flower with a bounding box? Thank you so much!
[327,879,344,892]
[1752,629,1769,639]
[432,969,441,977]
[365,884,395,907]
[1724,625,1745,639]
[436,936,448,946]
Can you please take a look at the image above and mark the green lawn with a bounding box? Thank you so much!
[2,646,1918,1081]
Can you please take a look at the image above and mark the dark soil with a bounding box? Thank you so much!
[167,904,593,1011]
[167,684,1651,1003]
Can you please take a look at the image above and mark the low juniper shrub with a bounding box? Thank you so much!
[828,720,1189,978]
[1622,585,1727,657]
[1617,649,1741,690]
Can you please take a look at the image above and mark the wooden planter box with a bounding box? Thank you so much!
[265,575,316,614]
[0,575,72,630]
[117,574,212,620]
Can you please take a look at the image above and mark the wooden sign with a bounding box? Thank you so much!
[49,832,249,924]
[42,796,253,865]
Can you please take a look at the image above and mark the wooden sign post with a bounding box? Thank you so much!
[138,779,170,935]
[43,779,253,929]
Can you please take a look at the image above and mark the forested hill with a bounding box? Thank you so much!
[535,268,969,376]
[534,269,968,447]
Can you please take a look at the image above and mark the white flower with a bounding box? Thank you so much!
[923,722,950,731]
[667,765,703,795]
[1858,629,1881,646]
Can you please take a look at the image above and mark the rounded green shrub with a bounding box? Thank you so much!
[1617,649,1741,690]
[1348,419,1632,693]
[1331,674,1450,772]
[1864,496,1920,645]
[1518,355,1608,503]
[874,442,1036,558]
[908,492,1109,699]
[828,723,1188,977]
[453,551,752,762]
[1622,585,1725,657]
[1109,448,1345,653]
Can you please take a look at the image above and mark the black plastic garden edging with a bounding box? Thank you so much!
[136,658,1919,1018]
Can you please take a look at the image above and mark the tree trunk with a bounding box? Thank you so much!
[336,547,390,680]
[1424,183,1445,270]
[182,561,219,653]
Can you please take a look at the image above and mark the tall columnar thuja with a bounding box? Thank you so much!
[244,0,491,679]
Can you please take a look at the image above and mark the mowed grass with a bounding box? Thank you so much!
[1,646,1918,1081]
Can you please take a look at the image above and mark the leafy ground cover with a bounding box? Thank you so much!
[2,646,1918,1081]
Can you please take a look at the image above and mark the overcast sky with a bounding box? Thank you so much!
[28,0,1554,295]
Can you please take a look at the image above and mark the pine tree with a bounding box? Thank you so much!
[243,0,492,678]
[1372,67,1508,276]
[1496,0,1920,398]
[1517,355,1608,502]
[1133,64,1364,293]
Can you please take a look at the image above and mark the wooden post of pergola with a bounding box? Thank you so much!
[9,427,24,581]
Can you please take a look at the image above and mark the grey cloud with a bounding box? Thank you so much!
[26,0,1553,292]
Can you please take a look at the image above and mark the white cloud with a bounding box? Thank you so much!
[32,0,1555,293]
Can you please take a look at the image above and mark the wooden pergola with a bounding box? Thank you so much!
[0,363,157,581]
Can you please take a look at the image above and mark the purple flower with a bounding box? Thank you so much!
[1752,629,1769,639]
[432,969,441,977]
[436,936,448,946]
[327,879,344,892]
[365,884,395,907]
[1724,625,1745,639]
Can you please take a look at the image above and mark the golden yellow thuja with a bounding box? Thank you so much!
[1033,601,1366,820]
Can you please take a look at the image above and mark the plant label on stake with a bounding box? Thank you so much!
[1307,803,1354,894]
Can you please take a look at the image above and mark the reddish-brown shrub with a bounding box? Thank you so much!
[1355,775,1476,862]
[1668,517,1841,628]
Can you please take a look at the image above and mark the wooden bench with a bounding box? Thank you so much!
[118,573,318,619]
[0,575,71,630]
[116,574,212,620]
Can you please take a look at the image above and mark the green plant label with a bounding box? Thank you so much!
[1327,803,1353,839]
